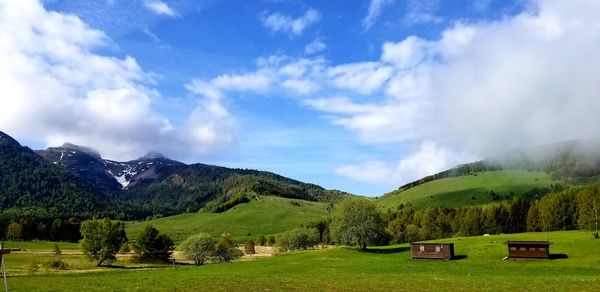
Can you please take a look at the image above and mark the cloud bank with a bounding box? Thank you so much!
[193,0,600,185]
[0,0,234,161]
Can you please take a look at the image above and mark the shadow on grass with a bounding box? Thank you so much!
[363,247,410,254]
[103,262,195,269]
[549,253,568,260]
[452,255,468,260]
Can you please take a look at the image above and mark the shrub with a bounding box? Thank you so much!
[278,228,319,252]
[44,258,68,270]
[27,261,39,275]
[214,233,243,262]
[244,240,256,255]
[179,233,215,265]
[53,243,62,256]
[119,242,131,254]
[256,235,267,246]
[267,235,276,246]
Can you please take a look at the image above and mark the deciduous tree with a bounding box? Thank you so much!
[330,198,386,250]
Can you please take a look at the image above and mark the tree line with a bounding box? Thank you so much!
[279,184,600,251]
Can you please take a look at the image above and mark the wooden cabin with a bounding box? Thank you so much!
[506,241,550,259]
[410,243,454,260]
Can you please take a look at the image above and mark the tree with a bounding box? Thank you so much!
[527,201,542,232]
[256,235,267,246]
[133,225,174,263]
[330,198,386,250]
[5,222,23,240]
[214,233,242,262]
[80,218,123,266]
[178,233,215,265]
[576,185,600,238]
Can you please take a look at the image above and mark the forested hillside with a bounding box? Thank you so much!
[0,131,348,239]
[0,132,104,219]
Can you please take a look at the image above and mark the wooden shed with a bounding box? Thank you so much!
[506,241,550,259]
[410,243,454,260]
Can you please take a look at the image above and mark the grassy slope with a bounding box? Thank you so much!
[125,196,330,243]
[10,231,600,291]
[377,170,560,210]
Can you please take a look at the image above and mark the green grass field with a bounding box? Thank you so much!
[7,230,600,291]
[377,170,561,210]
[126,196,330,243]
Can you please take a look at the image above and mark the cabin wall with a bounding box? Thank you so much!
[410,244,454,260]
[507,245,549,259]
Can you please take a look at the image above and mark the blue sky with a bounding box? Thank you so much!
[3,0,600,196]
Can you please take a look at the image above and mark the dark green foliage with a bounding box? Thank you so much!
[80,218,124,266]
[385,185,600,243]
[267,235,276,246]
[0,131,104,220]
[214,233,243,262]
[305,218,331,245]
[133,225,174,263]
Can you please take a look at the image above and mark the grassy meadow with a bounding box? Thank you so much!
[126,196,330,243]
[377,170,560,210]
[6,230,600,291]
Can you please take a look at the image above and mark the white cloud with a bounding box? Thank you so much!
[260,9,321,36]
[193,0,600,186]
[0,0,234,160]
[143,0,176,17]
[335,142,472,185]
[404,0,442,26]
[305,37,326,54]
[327,62,394,95]
[362,0,393,30]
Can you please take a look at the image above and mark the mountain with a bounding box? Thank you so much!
[378,139,600,210]
[0,131,348,221]
[0,132,104,219]
[36,145,185,191]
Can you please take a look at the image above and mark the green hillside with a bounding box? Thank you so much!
[377,170,561,210]
[125,196,331,243]
[10,231,600,291]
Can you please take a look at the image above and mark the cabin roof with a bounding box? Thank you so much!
[410,242,454,246]
[506,241,550,246]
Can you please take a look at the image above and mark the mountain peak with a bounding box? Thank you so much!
[140,151,165,160]
[60,143,102,160]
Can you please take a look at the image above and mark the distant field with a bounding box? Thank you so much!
[377,170,561,210]
[126,196,330,242]
[9,231,600,291]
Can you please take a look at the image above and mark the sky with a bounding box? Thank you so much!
[2,0,600,196]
